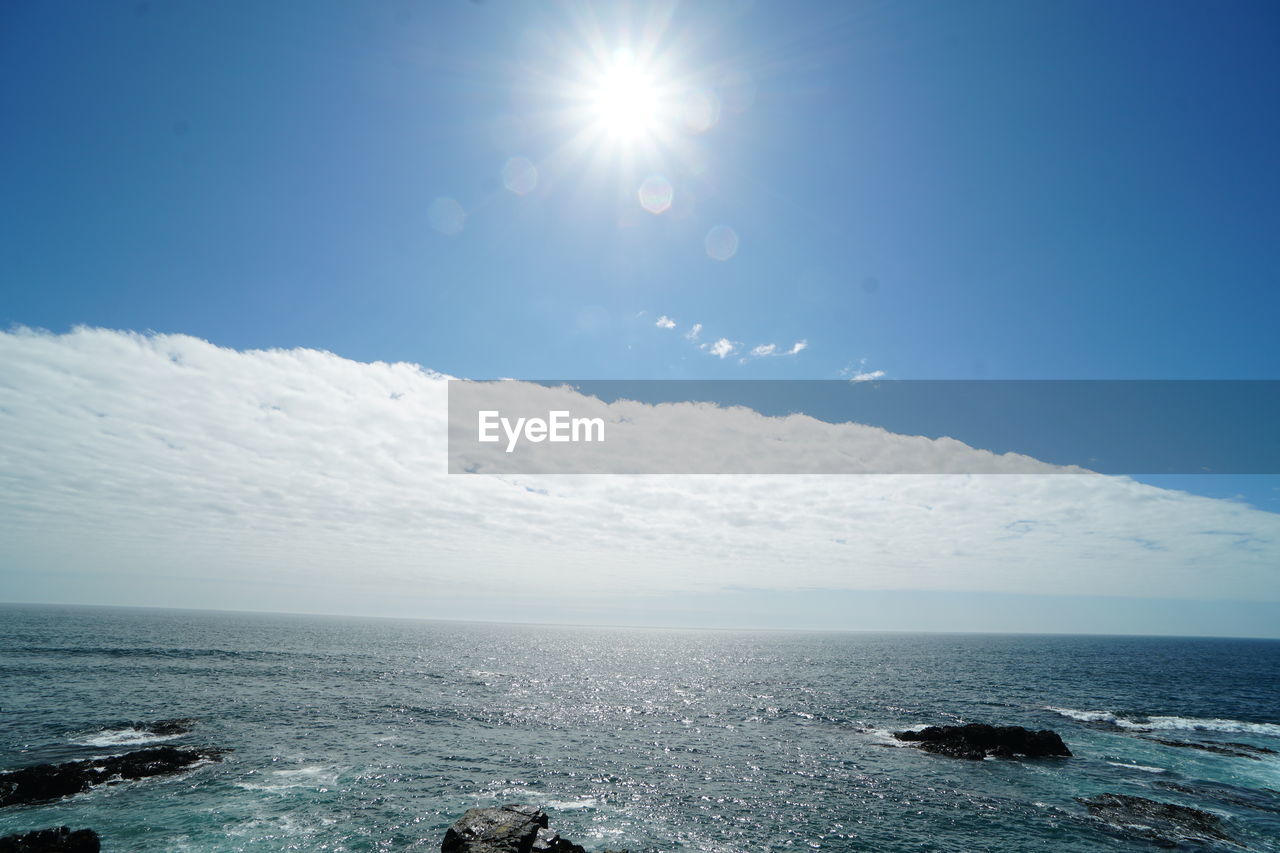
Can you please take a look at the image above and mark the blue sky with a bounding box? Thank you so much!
[5,0,1278,380]
[1,1,1278,633]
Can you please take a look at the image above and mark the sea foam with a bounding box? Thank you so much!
[1047,707,1280,737]
[74,728,185,747]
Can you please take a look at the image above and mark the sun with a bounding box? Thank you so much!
[587,52,667,141]
[518,21,719,184]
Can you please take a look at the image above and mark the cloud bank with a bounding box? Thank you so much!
[1,328,1277,626]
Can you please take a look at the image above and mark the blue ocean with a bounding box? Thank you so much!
[1,604,1278,851]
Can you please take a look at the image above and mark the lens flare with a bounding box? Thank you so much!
[428,197,466,236]
[637,175,674,214]
[680,88,721,133]
[705,224,739,261]
[502,156,538,195]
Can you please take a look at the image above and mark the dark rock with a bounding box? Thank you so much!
[441,804,549,853]
[892,723,1072,760]
[0,746,226,809]
[1222,740,1277,755]
[0,827,100,852]
[1078,793,1235,848]
[532,826,586,853]
[440,805,618,853]
[1156,780,1280,815]
[141,718,196,736]
[1143,736,1269,759]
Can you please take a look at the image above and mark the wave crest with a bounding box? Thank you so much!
[74,727,185,747]
[1047,707,1280,737]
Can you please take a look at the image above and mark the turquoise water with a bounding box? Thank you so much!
[1,604,1278,851]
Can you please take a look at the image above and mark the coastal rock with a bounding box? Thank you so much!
[139,718,197,736]
[440,805,613,853]
[1078,793,1236,847]
[533,826,586,853]
[893,723,1071,760]
[441,805,549,853]
[0,746,226,809]
[1143,736,1274,759]
[0,827,100,852]
[1156,780,1280,815]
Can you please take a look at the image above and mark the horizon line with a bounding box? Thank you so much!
[3,599,1278,643]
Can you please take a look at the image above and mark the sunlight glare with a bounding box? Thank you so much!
[590,53,665,140]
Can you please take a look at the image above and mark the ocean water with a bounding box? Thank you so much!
[1,605,1278,852]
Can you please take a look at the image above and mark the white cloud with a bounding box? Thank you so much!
[658,317,800,365]
[708,338,737,359]
[1,328,1277,617]
[842,359,884,381]
[751,340,808,358]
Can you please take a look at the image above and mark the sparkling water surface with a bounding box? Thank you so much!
[2,605,1278,851]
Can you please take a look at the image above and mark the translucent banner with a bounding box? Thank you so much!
[447,380,1279,475]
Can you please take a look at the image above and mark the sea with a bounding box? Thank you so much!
[1,604,1278,851]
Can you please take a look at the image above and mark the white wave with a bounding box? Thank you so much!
[1106,761,1167,773]
[1118,716,1280,736]
[233,765,338,794]
[470,789,596,811]
[544,798,597,810]
[861,726,923,747]
[1046,708,1280,737]
[1045,707,1120,724]
[74,728,184,747]
[269,766,332,779]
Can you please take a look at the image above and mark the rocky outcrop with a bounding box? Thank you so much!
[0,746,226,809]
[893,723,1072,760]
[531,825,587,853]
[0,826,100,852]
[441,805,551,853]
[440,805,625,853]
[1078,793,1236,847]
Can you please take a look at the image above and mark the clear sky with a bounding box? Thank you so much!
[2,1,1278,635]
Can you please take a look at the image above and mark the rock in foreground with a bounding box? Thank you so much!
[893,723,1072,760]
[1079,793,1236,847]
[441,805,624,853]
[0,746,226,809]
[0,826,100,852]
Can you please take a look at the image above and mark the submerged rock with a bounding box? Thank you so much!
[140,718,197,736]
[0,826,100,852]
[0,746,226,809]
[1156,779,1280,815]
[1143,736,1274,759]
[893,723,1071,760]
[1078,793,1236,848]
[440,805,617,853]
